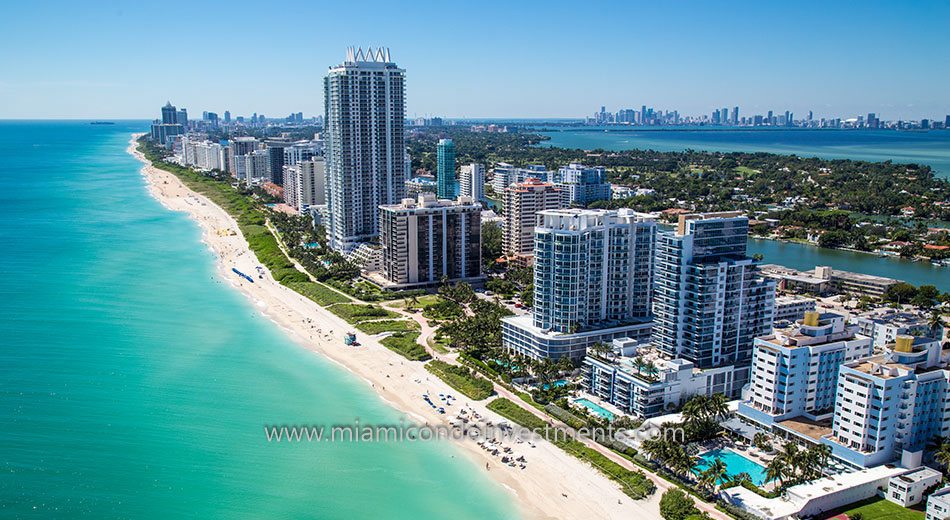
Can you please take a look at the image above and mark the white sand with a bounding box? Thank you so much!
[129,135,684,520]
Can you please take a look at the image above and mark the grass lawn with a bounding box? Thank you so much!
[379,332,430,361]
[734,166,761,175]
[354,319,418,334]
[425,360,494,400]
[329,303,399,324]
[285,281,351,306]
[827,497,924,520]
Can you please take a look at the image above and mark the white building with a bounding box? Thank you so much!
[324,47,406,251]
[739,312,872,431]
[284,158,326,214]
[927,486,950,520]
[851,308,933,349]
[459,163,485,202]
[491,162,548,192]
[503,208,655,360]
[772,295,817,325]
[552,163,611,207]
[886,467,942,507]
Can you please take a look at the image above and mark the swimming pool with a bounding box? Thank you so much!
[694,448,769,486]
[574,398,615,420]
[541,380,569,390]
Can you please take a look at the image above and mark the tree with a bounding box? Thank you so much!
[935,438,950,473]
[765,457,787,487]
[699,458,727,491]
[929,309,947,339]
[883,282,918,305]
[660,489,699,520]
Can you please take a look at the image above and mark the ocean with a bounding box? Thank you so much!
[537,127,950,179]
[0,121,515,519]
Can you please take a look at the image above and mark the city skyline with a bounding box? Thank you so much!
[1,1,949,120]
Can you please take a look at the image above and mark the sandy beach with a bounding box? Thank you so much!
[128,134,666,520]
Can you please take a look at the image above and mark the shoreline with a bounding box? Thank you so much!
[127,134,663,520]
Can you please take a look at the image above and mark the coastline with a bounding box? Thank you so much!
[127,134,663,520]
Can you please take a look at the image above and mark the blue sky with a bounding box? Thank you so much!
[0,0,947,120]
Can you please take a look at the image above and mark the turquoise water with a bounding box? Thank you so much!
[694,448,769,486]
[574,399,615,420]
[0,121,515,519]
[538,127,950,179]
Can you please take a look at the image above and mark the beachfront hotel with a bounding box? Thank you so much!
[375,193,482,289]
[738,312,950,469]
[324,47,406,252]
[652,212,776,397]
[501,178,563,265]
[822,335,949,468]
[502,208,655,360]
[551,163,612,207]
[738,311,873,429]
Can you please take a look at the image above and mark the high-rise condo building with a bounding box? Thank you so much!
[732,106,739,125]
[491,163,548,192]
[324,47,406,251]
[502,178,562,264]
[378,193,482,289]
[652,212,775,396]
[227,137,260,176]
[459,163,485,202]
[437,138,457,199]
[503,208,655,360]
[284,158,326,214]
[553,163,612,207]
[161,101,178,124]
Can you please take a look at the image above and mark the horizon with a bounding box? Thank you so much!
[1,1,949,120]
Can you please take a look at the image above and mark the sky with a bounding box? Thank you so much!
[0,0,948,120]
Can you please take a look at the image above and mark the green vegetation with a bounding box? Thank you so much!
[379,332,430,361]
[425,360,494,400]
[328,303,399,324]
[487,398,655,500]
[138,139,308,284]
[354,319,418,334]
[285,281,352,306]
[826,497,924,520]
[660,489,705,520]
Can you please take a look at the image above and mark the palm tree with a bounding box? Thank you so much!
[643,360,659,381]
[632,356,646,376]
[765,457,787,487]
[731,472,753,486]
[934,438,950,472]
[707,393,729,420]
[928,309,946,340]
[700,458,728,491]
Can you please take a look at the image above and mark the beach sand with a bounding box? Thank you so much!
[129,135,666,520]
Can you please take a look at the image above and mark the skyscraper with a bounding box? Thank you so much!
[652,212,775,396]
[502,208,655,360]
[502,178,562,264]
[324,47,406,251]
[732,106,739,125]
[161,102,177,124]
[459,163,485,202]
[553,163,611,207]
[379,193,482,289]
[437,138,457,199]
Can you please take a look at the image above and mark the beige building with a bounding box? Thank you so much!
[502,178,562,264]
[378,193,482,289]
